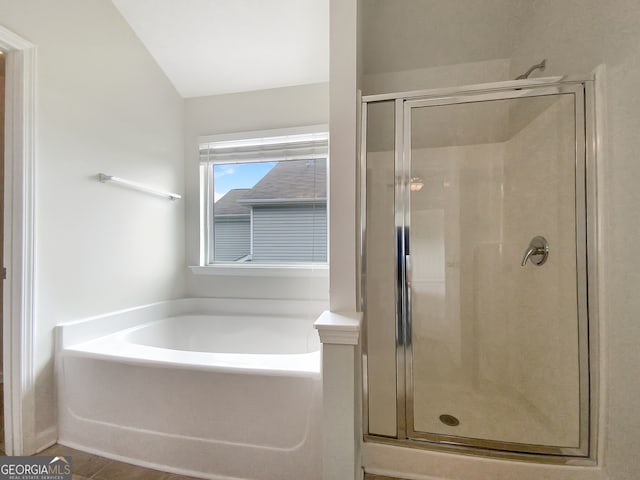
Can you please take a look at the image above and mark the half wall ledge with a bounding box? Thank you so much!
[314,311,362,345]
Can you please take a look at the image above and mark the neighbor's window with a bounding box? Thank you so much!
[199,128,328,266]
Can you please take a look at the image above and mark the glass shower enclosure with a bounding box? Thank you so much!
[361,77,597,460]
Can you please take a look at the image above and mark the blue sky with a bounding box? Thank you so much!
[214,162,276,202]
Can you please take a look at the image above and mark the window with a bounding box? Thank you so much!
[199,127,328,266]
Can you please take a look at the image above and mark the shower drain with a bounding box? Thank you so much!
[439,414,460,426]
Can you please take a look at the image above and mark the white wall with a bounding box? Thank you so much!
[510,2,640,478]
[184,83,329,302]
[323,2,362,479]
[361,0,525,76]
[0,0,185,450]
[363,58,512,95]
[329,0,359,314]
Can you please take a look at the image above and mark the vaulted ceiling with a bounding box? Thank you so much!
[112,0,329,98]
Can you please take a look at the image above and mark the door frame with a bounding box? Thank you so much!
[0,25,37,456]
[399,83,589,457]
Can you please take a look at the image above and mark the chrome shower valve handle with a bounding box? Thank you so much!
[521,236,549,266]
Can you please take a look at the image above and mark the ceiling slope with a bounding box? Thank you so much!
[112,0,329,98]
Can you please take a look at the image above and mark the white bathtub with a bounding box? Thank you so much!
[56,298,325,480]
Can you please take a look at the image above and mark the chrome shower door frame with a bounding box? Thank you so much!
[361,76,597,463]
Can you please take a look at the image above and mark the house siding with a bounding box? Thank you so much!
[252,205,327,262]
[214,216,251,261]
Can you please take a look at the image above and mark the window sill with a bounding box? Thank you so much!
[188,265,329,278]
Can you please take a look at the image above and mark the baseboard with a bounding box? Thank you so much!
[34,426,57,454]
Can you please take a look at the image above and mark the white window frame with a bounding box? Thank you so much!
[195,125,329,275]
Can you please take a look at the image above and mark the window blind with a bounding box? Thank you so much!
[200,132,328,164]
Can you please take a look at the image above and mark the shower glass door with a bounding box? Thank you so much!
[398,85,590,456]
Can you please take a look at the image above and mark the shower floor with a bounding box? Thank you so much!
[412,382,576,448]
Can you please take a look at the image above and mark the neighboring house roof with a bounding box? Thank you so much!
[241,158,327,204]
[214,188,251,216]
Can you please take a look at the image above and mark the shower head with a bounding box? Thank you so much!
[515,59,546,80]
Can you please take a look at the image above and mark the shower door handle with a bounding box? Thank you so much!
[521,236,549,266]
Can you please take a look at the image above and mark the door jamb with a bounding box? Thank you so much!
[0,25,37,456]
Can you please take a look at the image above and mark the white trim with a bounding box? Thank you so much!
[198,124,329,144]
[592,63,608,467]
[34,426,57,454]
[1,25,37,456]
[314,310,361,345]
[189,265,328,278]
[0,26,34,51]
[360,75,592,103]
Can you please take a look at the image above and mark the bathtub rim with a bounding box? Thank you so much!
[62,327,321,378]
[56,298,325,378]
[55,297,328,350]
[120,314,321,355]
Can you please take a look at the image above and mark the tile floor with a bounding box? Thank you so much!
[37,444,403,480]
[34,444,201,480]
[2,430,404,480]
